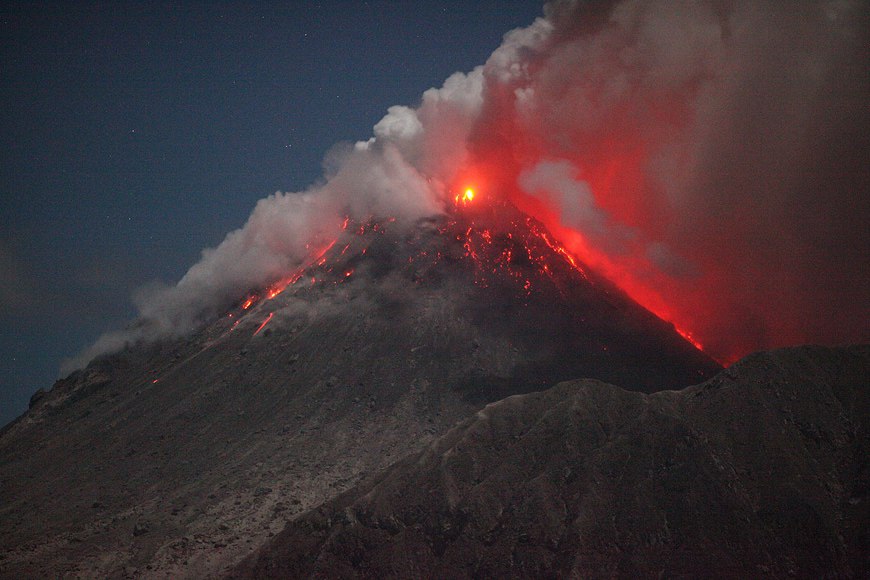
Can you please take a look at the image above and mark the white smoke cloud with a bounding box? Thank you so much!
[372,105,423,144]
[64,65,487,372]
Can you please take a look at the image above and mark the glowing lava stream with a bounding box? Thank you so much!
[265,238,339,299]
[675,326,704,352]
[449,183,591,291]
[253,312,274,336]
[146,228,351,385]
[236,187,707,358]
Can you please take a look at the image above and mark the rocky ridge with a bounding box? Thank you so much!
[236,345,869,578]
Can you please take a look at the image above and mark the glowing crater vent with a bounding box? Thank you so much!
[455,187,476,206]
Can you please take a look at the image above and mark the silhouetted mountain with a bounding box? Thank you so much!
[236,345,869,579]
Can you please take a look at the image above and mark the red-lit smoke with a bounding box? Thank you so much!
[460,0,869,362]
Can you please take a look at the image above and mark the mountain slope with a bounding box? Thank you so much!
[236,345,869,579]
[0,201,719,577]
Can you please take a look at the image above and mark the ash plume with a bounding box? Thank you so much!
[66,0,868,372]
[473,0,869,361]
[61,69,484,373]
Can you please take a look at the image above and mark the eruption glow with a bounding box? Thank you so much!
[465,0,868,362]
[454,186,478,207]
[67,0,868,374]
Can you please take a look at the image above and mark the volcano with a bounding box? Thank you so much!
[0,196,723,576]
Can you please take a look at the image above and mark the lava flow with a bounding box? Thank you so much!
[253,312,274,336]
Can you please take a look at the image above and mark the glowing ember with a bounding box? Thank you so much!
[442,199,598,297]
[253,312,274,336]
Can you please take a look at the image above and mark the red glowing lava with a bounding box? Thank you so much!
[675,326,704,352]
[263,237,340,300]
[253,312,274,336]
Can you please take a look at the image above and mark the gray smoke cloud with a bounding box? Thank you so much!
[472,0,869,360]
[518,159,637,255]
[66,0,868,372]
[62,68,485,373]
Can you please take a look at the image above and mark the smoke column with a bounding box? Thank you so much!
[66,0,869,371]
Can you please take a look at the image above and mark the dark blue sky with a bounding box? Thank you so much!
[1,1,545,425]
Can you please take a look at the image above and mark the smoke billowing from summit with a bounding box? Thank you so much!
[66,0,868,372]
[471,0,869,361]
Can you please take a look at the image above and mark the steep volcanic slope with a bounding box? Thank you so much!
[0,200,718,577]
[236,345,870,579]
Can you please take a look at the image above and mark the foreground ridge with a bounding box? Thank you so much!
[236,345,870,579]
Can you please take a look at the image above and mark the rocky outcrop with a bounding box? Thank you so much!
[236,345,869,578]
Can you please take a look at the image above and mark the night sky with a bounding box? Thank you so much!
[1,1,545,426]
